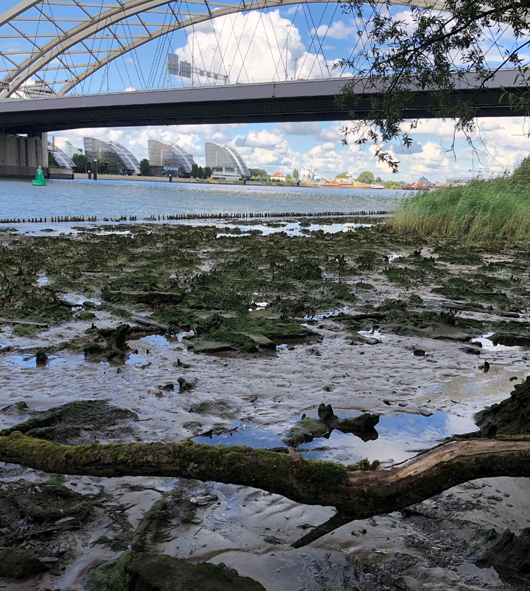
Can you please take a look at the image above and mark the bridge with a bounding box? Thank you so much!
[0,69,526,135]
[0,0,527,177]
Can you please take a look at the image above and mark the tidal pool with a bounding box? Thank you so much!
[194,411,479,465]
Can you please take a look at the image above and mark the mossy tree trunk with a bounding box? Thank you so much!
[2,433,530,544]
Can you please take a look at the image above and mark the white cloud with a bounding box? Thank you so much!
[314,21,357,41]
[174,10,332,84]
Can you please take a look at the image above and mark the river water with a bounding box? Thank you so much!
[0,178,404,220]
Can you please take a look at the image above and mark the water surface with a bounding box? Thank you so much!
[0,178,403,221]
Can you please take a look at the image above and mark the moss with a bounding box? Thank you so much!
[13,324,36,338]
[85,550,133,591]
[79,311,97,321]
[0,547,48,580]
[476,377,530,437]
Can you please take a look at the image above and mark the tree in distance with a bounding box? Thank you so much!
[71,154,89,173]
[249,168,269,180]
[191,164,199,178]
[336,172,348,179]
[139,159,151,176]
[204,166,212,179]
[107,160,120,175]
[338,0,530,171]
[357,171,375,184]
[286,174,293,182]
[292,168,299,180]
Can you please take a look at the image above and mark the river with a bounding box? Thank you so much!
[0,178,404,221]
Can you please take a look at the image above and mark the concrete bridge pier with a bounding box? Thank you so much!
[0,132,47,179]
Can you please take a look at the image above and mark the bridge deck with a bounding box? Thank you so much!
[0,70,526,134]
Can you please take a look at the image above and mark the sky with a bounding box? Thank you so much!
[4,1,529,182]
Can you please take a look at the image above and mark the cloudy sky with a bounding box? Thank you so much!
[38,3,530,183]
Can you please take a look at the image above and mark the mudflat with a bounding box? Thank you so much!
[1,217,529,590]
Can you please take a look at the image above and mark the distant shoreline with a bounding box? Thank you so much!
[72,173,384,189]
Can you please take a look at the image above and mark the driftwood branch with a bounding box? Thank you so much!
[2,433,530,545]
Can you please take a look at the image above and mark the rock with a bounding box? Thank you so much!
[479,361,490,373]
[86,551,265,591]
[413,349,425,356]
[0,400,138,443]
[0,547,48,580]
[461,346,481,355]
[193,341,236,354]
[1,401,30,415]
[177,377,195,392]
[476,528,530,573]
[284,404,379,446]
[475,376,530,436]
[490,333,530,347]
[36,349,48,365]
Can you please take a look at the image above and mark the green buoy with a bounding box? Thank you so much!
[32,166,47,186]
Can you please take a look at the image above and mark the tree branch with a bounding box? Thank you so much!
[2,433,530,539]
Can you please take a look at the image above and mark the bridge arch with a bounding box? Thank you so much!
[0,0,447,98]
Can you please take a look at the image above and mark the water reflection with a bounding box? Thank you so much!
[194,411,478,466]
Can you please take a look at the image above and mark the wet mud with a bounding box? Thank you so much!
[1,219,530,590]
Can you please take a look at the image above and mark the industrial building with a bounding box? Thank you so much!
[147,139,196,177]
[83,137,140,175]
[205,142,250,180]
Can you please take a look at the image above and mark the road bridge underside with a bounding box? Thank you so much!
[0,85,526,135]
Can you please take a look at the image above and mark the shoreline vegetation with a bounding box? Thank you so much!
[390,157,530,242]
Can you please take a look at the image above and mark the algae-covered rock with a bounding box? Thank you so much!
[102,290,182,306]
[490,333,530,347]
[0,547,48,580]
[36,349,48,365]
[476,528,530,574]
[0,399,138,443]
[284,404,379,446]
[193,341,236,354]
[475,377,530,437]
[84,324,131,362]
[13,324,36,338]
[86,551,265,591]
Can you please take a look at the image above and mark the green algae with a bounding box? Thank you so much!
[0,400,138,443]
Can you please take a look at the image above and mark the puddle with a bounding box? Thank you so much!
[6,354,64,368]
[36,274,51,286]
[358,328,383,339]
[193,411,478,466]
[304,306,350,320]
[471,332,528,351]
[61,293,100,306]
[126,334,174,365]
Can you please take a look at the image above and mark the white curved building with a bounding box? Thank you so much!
[205,142,250,180]
[148,140,196,177]
[47,142,75,169]
[83,137,140,175]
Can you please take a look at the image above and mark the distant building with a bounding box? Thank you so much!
[205,142,250,180]
[301,167,315,181]
[147,140,196,177]
[48,142,74,169]
[270,172,286,182]
[417,176,431,186]
[83,137,140,175]
[64,141,83,159]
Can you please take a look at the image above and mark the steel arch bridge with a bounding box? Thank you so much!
[0,0,447,99]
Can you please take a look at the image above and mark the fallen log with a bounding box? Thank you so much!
[2,432,530,546]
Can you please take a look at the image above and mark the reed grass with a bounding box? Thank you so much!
[389,157,530,242]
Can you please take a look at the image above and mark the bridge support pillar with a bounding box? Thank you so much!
[0,133,47,179]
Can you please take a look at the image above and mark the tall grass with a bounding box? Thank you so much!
[390,157,530,242]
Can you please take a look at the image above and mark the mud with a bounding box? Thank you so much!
[1,219,530,590]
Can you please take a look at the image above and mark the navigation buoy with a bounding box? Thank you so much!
[32,166,47,186]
